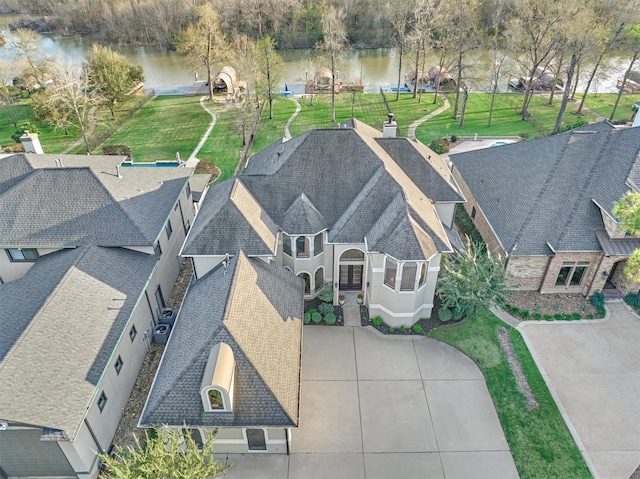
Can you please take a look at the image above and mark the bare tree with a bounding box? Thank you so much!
[389,0,415,101]
[610,23,640,122]
[234,33,258,106]
[318,4,348,123]
[9,28,57,90]
[177,4,231,101]
[256,36,284,120]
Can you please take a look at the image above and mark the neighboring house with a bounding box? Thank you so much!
[139,251,303,454]
[451,123,640,298]
[179,117,465,327]
[0,153,201,479]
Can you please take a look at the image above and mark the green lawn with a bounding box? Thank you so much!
[428,311,591,479]
[577,93,640,123]
[250,97,298,157]
[415,92,597,145]
[101,96,215,162]
[0,100,82,154]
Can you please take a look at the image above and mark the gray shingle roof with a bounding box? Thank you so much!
[0,246,157,439]
[140,252,303,428]
[187,122,458,260]
[0,154,192,247]
[451,126,640,255]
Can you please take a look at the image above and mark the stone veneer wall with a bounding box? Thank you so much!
[601,209,627,239]
[539,252,603,296]
[505,256,550,290]
[451,167,506,256]
[610,258,640,295]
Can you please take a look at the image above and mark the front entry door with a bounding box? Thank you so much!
[339,265,363,290]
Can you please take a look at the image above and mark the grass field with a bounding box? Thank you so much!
[428,311,591,479]
[249,97,297,158]
[578,93,640,123]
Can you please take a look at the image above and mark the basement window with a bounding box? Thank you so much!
[97,392,108,412]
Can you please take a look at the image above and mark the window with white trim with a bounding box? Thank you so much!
[384,257,397,289]
[283,235,292,257]
[114,355,123,375]
[314,233,323,255]
[296,236,309,258]
[97,392,108,412]
[418,263,427,287]
[315,267,324,292]
[400,262,417,291]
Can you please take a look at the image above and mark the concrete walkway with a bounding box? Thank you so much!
[284,97,302,140]
[407,97,451,140]
[218,309,518,479]
[518,302,640,479]
[186,97,226,168]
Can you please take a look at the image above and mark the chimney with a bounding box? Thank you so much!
[383,113,398,138]
[20,130,44,154]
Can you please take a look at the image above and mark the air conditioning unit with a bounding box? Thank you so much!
[153,324,171,345]
[159,308,176,327]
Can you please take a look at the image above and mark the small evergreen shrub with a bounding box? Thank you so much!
[308,308,317,316]
[589,292,605,308]
[586,314,594,319]
[543,314,553,321]
[562,314,573,321]
[311,311,322,324]
[372,316,383,326]
[554,313,563,320]
[571,312,581,320]
[624,292,640,306]
[324,313,337,325]
[429,138,449,154]
[439,307,453,322]
[450,134,458,142]
[389,327,395,333]
[318,302,334,316]
[303,312,311,324]
[452,307,464,320]
[596,306,606,318]
[316,282,334,302]
[520,309,530,320]
[399,325,406,333]
[412,323,423,334]
[533,313,542,320]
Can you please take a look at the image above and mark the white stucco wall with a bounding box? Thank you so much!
[434,203,456,229]
[0,247,65,283]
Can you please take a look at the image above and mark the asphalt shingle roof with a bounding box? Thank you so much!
[140,252,303,428]
[0,154,192,247]
[186,120,459,260]
[451,126,640,255]
[0,246,157,439]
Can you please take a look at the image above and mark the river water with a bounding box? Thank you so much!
[0,15,629,95]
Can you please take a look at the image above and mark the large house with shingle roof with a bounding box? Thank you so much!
[0,153,201,479]
[180,117,465,328]
[451,123,640,298]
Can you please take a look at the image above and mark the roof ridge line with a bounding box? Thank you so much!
[0,164,40,201]
[0,246,87,371]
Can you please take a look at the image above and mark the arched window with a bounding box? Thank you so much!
[401,262,417,291]
[418,263,427,287]
[340,249,364,261]
[315,267,324,291]
[384,257,397,289]
[298,272,311,294]
[296,236,309,258]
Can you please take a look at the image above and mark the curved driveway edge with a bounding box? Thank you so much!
[518,302,640,479]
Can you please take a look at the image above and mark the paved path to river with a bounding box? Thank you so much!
[186,96,228,168]
[284,96,302,140]
[407,97,451,140]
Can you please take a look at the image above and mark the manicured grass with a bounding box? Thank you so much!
[415,92,597,145]
[101,96,214,162]
[577,93,640,123]
[0,100,82,153]
[428,310,591,479]
[250,97,298,157]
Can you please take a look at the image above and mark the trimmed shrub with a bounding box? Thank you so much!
[543,314,553,321]
[311,311,322,324]
[399,325,406,333]
[533,313,542,320]
[324,313,337,325]
[308,308,317,315]
[554,313,563,320]
[571,312,581,320]
[303,312,311,324]
[589,291,605,308]
[412,323,423,334]
[450,134,458,142]
[316,283,334,302]
[562,314,573,321]
[429,138,449,154]
[586,314,594,319]
[520,309,530,320]
[624,292,640,306]
[596,306,606,318]
[438,307,453,322]
[318,302,333,316]
[389,327,395,333]
[452,307,464,320]
[372,316,383,326]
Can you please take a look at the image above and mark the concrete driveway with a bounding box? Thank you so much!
[519,302,640,479]
[219,326,518,479]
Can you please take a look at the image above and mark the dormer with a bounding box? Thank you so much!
[200,342,235,412]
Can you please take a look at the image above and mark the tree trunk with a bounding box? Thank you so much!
[458,87,468,127]
[570,63,579,101]
[207,29,213,101]
[265,43,273,120]
[553,53,578,134]
[396,44,403,102]
[547,54,562,106]
[577,23,625,114]
[610,52,639,122]
[453,50,463,119]
[418,40,427,104]
[433,53,444,104]
[413,48,420,99]
[331,51,336,123]
[488,67,499,127]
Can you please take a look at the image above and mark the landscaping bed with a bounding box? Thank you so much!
[360,296,464,335]
[504,290,604,320]
[303,297,344,326]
